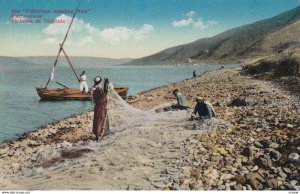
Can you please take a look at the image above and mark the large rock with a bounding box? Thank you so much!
[246,173,264,190]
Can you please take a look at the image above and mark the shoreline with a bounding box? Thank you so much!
[0,68,299,190]
[136,65,236,96]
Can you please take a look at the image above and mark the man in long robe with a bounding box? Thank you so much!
[92,76,107,142]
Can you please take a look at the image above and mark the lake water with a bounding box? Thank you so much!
[0,62,237,143]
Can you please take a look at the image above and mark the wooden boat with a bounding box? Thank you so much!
[36,2,129,101]
[36,87,128,101]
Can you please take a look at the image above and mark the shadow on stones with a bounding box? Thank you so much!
[38,148,94,168]
[60,148,94,159]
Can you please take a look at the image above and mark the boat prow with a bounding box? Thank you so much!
[114,87,128,98]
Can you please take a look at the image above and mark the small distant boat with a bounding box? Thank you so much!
[35,2,128,101]
[36,87,128,101]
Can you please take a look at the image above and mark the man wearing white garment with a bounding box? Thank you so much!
[79,71,89,94]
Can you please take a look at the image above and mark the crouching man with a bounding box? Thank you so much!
[191,97,216,120]
[161,89,189,112]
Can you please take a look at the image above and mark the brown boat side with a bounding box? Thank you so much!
[36,87,129,101]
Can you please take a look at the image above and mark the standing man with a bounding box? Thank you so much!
[92,76,108,142]
[193,70,197,77]
[79,70,89,94]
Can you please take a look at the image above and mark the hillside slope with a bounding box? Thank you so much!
[126,6,300,65]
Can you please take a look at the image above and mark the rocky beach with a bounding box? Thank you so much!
[0,68,299,190]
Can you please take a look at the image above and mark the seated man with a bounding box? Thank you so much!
[170,89,189,110]
[191,97,216,119]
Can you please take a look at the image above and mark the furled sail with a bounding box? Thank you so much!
[50,66,55,81]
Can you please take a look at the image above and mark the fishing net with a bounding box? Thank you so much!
[33,89,231,161]
[23,88,232,179]
[107,89,191,132]
[107,89,231,133]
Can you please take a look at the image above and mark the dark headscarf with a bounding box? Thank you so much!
[173,89,179,96]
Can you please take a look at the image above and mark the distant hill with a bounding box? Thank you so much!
[0,56,39,71]
[0,56,132,67]
[0,56,34,66]
[125,6,300,65]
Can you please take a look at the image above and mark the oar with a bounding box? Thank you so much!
[55,81,69,89]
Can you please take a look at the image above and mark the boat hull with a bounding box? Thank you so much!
[36,87,128,101]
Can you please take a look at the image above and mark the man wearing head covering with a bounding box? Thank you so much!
[191,96,216,119]
[193,70,197,78]
[92,76,108,142]
[79,70,89,94]
[171,89,189,110]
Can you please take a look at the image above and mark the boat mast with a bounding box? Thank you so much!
[45,0,82,88]
[59,43,80,81]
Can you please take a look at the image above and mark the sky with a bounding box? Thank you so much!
[0,0,299,59]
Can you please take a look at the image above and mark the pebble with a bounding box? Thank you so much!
[282,167,292,175]
[288,153,299,162]
[290,180,298,186]
[251,165,259,171]
[220,173,234,181]
[0,146,9,155]
[234,175,246,184]
[269,142,279,149]
[24,148,34,154]
[254,141,263,148]
[35,167,44,174]
[246,184,252,190]
[11,163,20,172]
[266,179,278,188]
